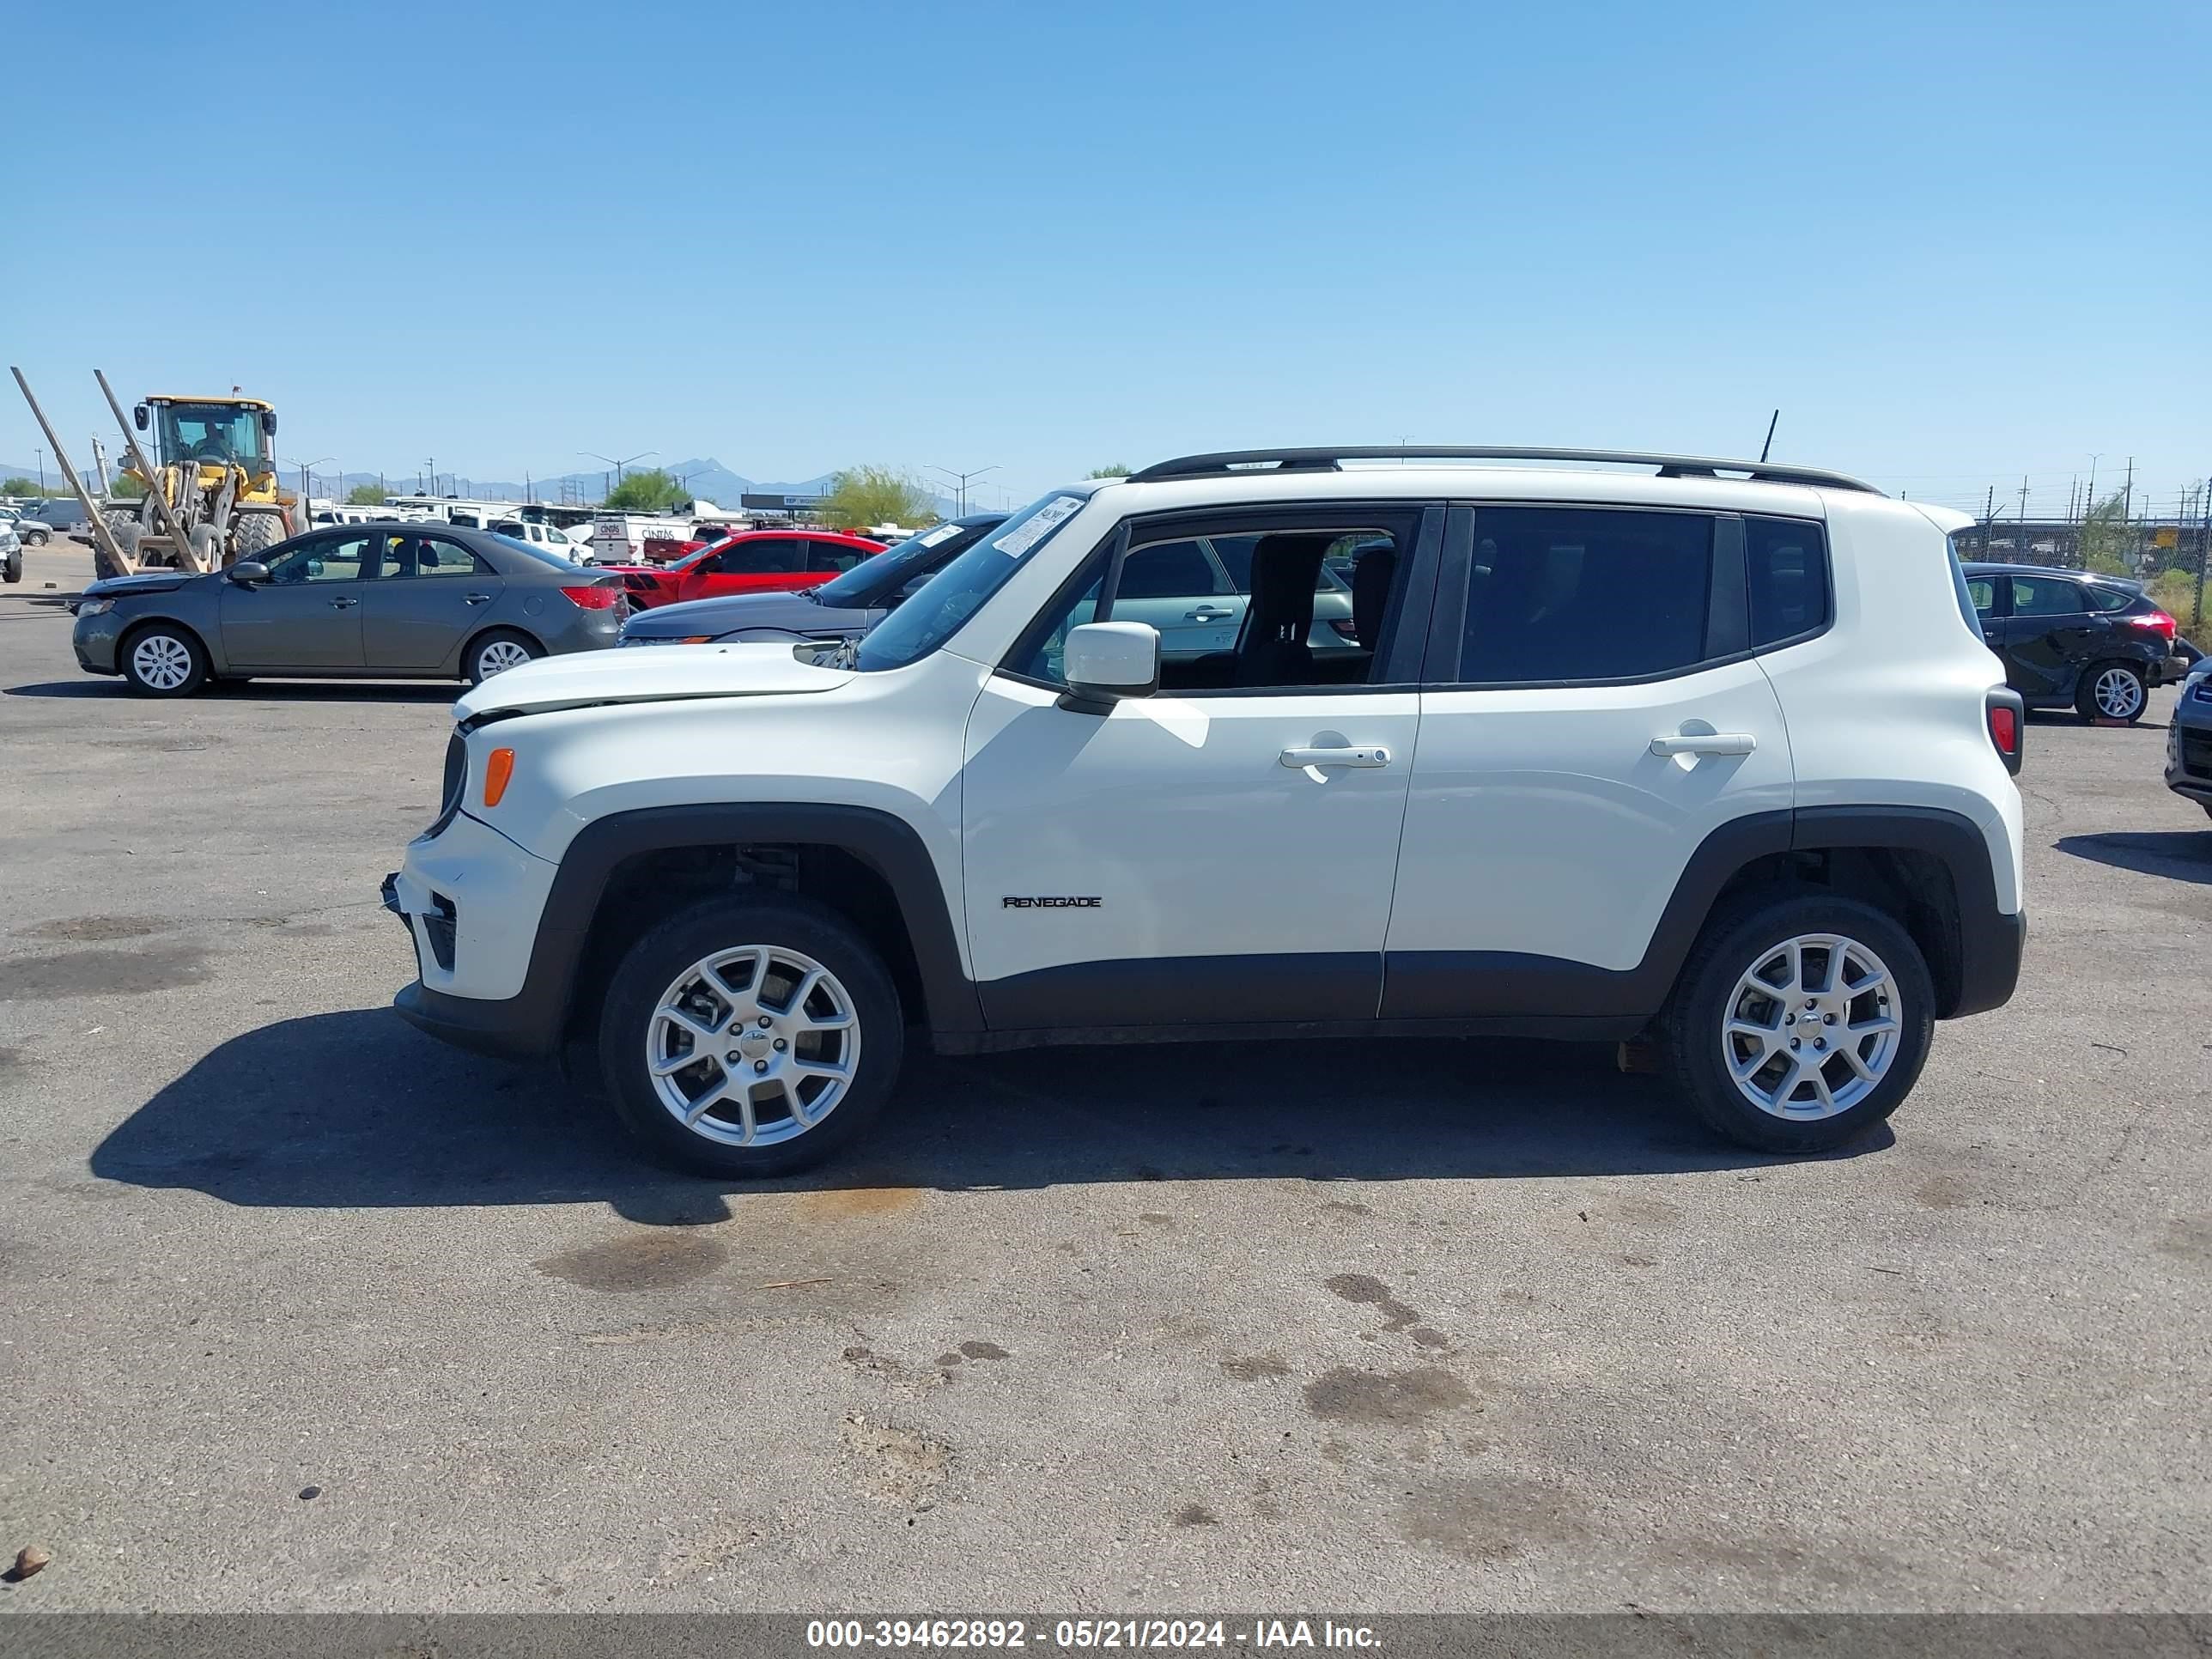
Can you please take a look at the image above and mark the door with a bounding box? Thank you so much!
[960,505,1437,1029]
[2000,573,2106,701]
[1384,505,1797,1018]
[361,532,505,670]
[682,537,807,601]
[1966,572,2005,659]
[1047,534,1243,661]
[218,532,370,669]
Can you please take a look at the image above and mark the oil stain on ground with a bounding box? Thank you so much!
[0,942,210,1001]
[1324,1272,1423,1333]
[16,915,176,943]
[1303,1366,1473,1426]
[536,1231,731,1291]
[1396,1474,1583,1562]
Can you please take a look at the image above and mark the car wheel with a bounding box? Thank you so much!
[119,623,210,698]
[2076,661,2147,723]
[599,895,903,1177]
[1661,891,1934,1154]
[2,550,18,584]
[465,629,542,685]
[22,526,48,546]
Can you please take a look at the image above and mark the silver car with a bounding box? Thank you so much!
[70,524,627,696]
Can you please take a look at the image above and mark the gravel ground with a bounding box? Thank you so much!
[1,539,2207,1613]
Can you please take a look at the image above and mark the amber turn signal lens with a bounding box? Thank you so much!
[483,747,515,807]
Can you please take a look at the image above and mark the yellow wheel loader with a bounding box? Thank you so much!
[99,390,299,578]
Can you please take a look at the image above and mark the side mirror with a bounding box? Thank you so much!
[1061,621,1159,712]
[132,404,149,432]
[228,561,270,584]
[261,410,277,436]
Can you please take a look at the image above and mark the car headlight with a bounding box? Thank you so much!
[77,598,114,617]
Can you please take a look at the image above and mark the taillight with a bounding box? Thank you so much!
[2126,610,2177,641]
[1328,618,1360,641]
[1985,690,2024,776]
[561,585,622,610]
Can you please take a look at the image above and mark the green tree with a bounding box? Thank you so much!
[817,465,939,530]
[2,477,38,497]
[2077,489,2135,577]
[1085,464,1132,478]
[601,468,690,513]
[110,473,148,499]
[346,483,386,506]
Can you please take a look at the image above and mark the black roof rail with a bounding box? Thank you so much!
[1123,446,1882,495]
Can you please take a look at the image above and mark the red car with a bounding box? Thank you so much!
[671,529,884,605]
[599,530,884,610]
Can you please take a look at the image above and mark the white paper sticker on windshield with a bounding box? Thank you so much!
[990,495,1085,557]
[917,522,963,547]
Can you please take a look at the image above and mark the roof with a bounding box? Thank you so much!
[145,394,274,410]
[1126,445,1880,493]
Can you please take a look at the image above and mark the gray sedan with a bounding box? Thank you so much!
[70,524,627,696]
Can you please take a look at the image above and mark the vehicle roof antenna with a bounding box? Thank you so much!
[1759,410,1780,464]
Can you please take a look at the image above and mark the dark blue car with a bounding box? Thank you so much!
[617,514,1007,651]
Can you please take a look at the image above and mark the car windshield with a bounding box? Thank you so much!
[816,519,994,608]
[158,402,269,469]
[854,491,1095,673]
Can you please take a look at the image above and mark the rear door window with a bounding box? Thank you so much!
[720,538,805,574]
[1460,507,1712,683]
[2009,575,2087,617]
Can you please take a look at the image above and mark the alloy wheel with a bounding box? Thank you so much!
[477,640,532,677]
[131,634,194,691]
[2093,667,2144,720]
[1719,933,1901,1120]
[644,945,860,1146]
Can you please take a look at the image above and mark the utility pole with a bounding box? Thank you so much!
[2196,473,2209,632]
[1981,485,1995,558]
[33,448,44,492]
[2016,477,2029,560]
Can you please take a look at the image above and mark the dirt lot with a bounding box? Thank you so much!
[1,538,2207,1613]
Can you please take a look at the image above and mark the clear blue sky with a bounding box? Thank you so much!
[6,0,2207,517]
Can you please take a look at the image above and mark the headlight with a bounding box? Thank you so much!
[77,598,114,617]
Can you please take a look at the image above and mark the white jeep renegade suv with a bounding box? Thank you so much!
[384,447,2027,1176]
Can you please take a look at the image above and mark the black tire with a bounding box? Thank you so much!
[1660,890,1935,1154]
[2,549,19,584]
[464,628,543,686]
[2075,659,2147,724]
[597,894,904,1177]
[118,622,210,698]
[232,510,285,562]
[187,525,222,569]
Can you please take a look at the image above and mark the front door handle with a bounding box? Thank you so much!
[464,592,494,605]
[328,595,359,610]
[1650,732,1756,757]
[1280,744,1392,769]
[1187,605,1236,621]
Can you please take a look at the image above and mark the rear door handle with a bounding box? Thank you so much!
[1280,745,1391,769]
[464,592,493,605]
[328,596,359,609]
[1650,732,1756,757]
[1187,605,1237,621]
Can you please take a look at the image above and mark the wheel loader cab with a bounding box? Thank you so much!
[143,398,276,482]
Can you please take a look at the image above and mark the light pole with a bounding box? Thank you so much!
[582,450,656,489]
[33,449,44,492]
[289,456,334,504]
[927,463,998,515]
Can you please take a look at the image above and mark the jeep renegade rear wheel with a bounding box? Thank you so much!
[599,894,903,1176]
[1662,893,1934,1153]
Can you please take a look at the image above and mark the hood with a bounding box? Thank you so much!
[84,571,198,598]
[454,641,854,721]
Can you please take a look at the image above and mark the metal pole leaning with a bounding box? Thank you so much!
[10,366,135,578]
[95,368,205,573]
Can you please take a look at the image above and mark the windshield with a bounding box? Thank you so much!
[817,518,994,609]
[854,492,1094,673]
[158,402,269,470]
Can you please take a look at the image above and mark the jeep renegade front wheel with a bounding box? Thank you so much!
[599,895,904,1176]
[1661,893,1934,1154]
